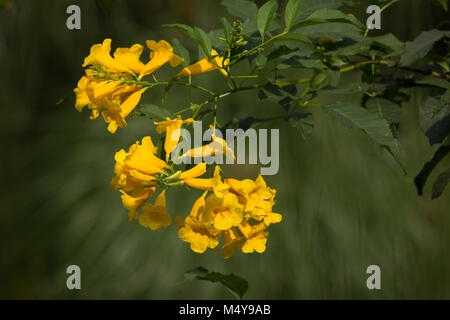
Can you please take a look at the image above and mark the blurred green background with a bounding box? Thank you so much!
[1,0,449,299]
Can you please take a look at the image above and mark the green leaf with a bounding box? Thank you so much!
[163,24,212,58]
[366,98,402,124]
[140,104,172,121]
[441,89,450,106]
[221,0,258,20]
[221,17,233,44]
[416,76,450,89]
[432,168,450,199]
[289,112,314,139]
[307,8,364,29]
[294,22,362,41]
[185,267,248,300]
[297,0,352,20]
[257,0,278,41]
[328,33,404,58]
[171,38,190,67]
[310,71,328,89]
[400,30,450,66]
[193,27,212,58]
[285,0,301,31]
[419,97,450,146]
[324,102,399,153]
[255,54,268,70]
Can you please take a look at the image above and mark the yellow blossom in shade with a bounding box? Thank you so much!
[178,49,229,77]
[82,39,131,74]
[110,136,166,193]
[239,221,269,254]
[139,191,172,230]
[206,192,243,230]
[181,133,236,161]
[154,116,194,154]
[215,228,244,259]
[177,193,220,253]
[120,188,156,222]
[139,40,184,79]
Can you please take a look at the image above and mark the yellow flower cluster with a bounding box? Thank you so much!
[74,38,281,259]
[176,167,282,258]
[109,116,281,258]
[74,39,229,134]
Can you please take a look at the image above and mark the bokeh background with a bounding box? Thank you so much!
[1,0,449,299]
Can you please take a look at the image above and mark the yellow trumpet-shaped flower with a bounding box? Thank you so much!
[181,133,236,161]
[74,71,146,133]
[206,192,243,230]
[139,191,172,230]
[154,116,194,155]
[180,165,230,193]
[111,136,166,193]
[177,49,229,77]
[177,193,220,253]
[239,221,269,254]
[215,228,244,259]
[83,39,131,74]
[120,188,156,222]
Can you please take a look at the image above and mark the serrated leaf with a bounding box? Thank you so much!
[185,267,248,300]
[285,0,301,31]
[420,97,450,146]
[140,104,172,121]
[172,38,190,67]
[257,0,278,41]
[366,98,402,124]
[400,29,450,66]
[432,168,450,199]
[324,102,399,153]
[278,55,325,70]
